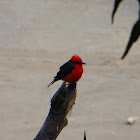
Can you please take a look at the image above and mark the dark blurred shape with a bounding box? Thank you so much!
[121,0,140,59]
[121,18,140,59]
[111,0,124,24]
[84,130,86,140]
[112,0,140,59]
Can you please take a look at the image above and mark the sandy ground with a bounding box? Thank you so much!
[1,0,140,140]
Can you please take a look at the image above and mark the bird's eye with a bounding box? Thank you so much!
[74,62,81,65]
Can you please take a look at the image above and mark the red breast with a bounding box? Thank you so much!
[62,55,84,83]
[62,64,83,83]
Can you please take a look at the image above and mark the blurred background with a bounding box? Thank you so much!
[0,0,140,140]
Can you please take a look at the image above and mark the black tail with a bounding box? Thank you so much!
[47,80,55,87]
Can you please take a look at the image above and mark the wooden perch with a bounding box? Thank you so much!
[121,1,140,59]
[34,82,77,140]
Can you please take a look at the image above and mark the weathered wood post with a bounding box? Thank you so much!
[34,82,77,140]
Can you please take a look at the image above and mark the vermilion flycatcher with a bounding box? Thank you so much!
[48,55,86,87]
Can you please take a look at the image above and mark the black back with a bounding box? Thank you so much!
[54,60,75,81]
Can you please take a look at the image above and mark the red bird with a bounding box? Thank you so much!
[48,55,86,87]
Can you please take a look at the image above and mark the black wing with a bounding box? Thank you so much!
[54,60,75,81]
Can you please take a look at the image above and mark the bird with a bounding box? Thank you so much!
[48,55,86,87]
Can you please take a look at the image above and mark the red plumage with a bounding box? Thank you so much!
[48,55,86,87]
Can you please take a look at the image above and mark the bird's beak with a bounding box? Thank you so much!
[82,62,86,65]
